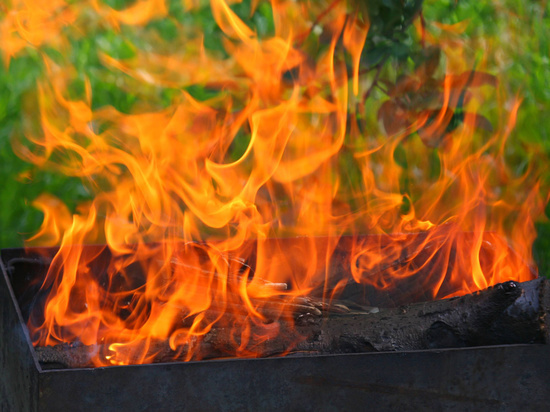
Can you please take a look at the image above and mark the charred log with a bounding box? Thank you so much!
[36,278,549,369]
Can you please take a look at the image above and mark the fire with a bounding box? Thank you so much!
[3,0,547,366]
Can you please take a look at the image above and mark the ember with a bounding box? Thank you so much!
[1,0,548,369]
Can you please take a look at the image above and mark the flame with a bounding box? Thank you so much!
[0,0,76,65]
[3,0,548,366]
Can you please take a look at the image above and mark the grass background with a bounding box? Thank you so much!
[0,0,549,273]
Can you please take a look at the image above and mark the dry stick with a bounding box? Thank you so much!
[167,258,288,292]
[165,257,363,320]
[35,278,549,369]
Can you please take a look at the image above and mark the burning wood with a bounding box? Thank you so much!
[35,278,548,369]
[6,229,543,367]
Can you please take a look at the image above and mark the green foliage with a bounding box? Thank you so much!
[0,54,42,247]
[425,0,550,155]
[535,221,550,277]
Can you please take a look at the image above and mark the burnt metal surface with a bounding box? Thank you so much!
[2,248,550,411]
[35,345,550,412]
[0,252,39,412]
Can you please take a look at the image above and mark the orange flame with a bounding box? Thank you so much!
[4,0,547,365]
[0,0,76,65]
